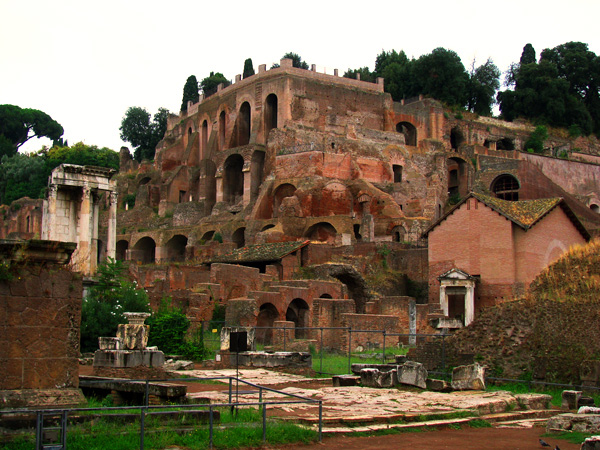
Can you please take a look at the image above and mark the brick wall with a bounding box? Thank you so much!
[0,265,82,390]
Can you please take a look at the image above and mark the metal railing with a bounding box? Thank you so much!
[0,375,322,450]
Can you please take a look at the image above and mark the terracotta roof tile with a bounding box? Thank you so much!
[210,240,309,264]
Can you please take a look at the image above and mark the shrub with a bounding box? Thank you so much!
[524,125,548,153]
[213,232,223,243]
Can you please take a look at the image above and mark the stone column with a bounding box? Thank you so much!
[216,177,223,202]
[78,183,92,275]
[242,166,251,206]
[43,184,58,240]
[464,281,475,326]
[439,284,448,316]
[107,191,117,260]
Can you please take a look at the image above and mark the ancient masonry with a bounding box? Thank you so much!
[3,57,600,348]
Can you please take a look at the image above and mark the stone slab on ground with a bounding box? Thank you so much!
[451,364,486,391]
[397,361,427,389]
[0,388,85,409]
[547,413,600,433]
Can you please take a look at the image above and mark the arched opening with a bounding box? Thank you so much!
[200,231,214,242]
[392,226,405,243]
[250,151,265,202]
[219,110,226,150]
[223,154,244,205]
[447,157,468,200]
[138,177,151,186]
[392,164,403,183]
[304,222,337,243]
[232,227,245,249]
[257,303,279,345]
[591,204,600,213]
[319,293,333,299]
[116,240,129,261]
[265,94,278,139]
[97,239,104,264]
[201,120,208,159]
[261,224,275,232]
[199,159,217,214]
[450,127,464,151]
[237,102,251,146]
[497,138,515,150]
[286,298,309,339]
[353,224,362,241]
[133,237,156,264]
[165,234,188,262]
[491,174,520,201]
[396,121,417,146]
[273,183,297,218]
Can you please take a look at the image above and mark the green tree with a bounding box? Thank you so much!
[520,43,536,65]
[411,48,470,107]
[524,125,549,153]
[180,75,199,112]
[243,58,255,79]
[282,52,309,69]
[0,105,64,157]
[343,67,376,83]
[119,106,169,161]
[371,49,414,101]
[0,152,48,205]
[200,72,230,98]
[46,142,119,170]
[467,58,501,116]
[80,258,150,353]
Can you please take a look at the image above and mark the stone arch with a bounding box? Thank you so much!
[199,159,217,214]
[273,183,297,218]
[396,121,417,146]
[257,303,279,345]
[450,127,464,151]
[491,174,520,201]
[200,231,215,242]
[250,150,265,202]
[132,236,156,264]
[264,93,278,139]
[232,227,245,248]
[304,222,337,243]
[237,101,251,147]
[447,157,469,199]
[314,264,370,313]
[261,224,275,232]
[219,110,227,150]
[544,239,568,267]
[392,164,403,183]
[116,240,128,261]
[591,204,600,213]
[138,176,151,186]
[316,182,352,216]
[497,138,515,150]
[319,293,333,299]
[223,154,244,205]
[392,225,406,243]
[286,298,309,339]
[165,234,188,262]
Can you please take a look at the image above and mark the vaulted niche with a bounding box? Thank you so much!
[264,94,278,139]
[133,237,156,264]
[286,298,309,339]
[393,164,403,183]
[232,227,245,249]
[447,157,468,199]
[450,127,464,151]
[237,102,251,146]
[491,174,520,201]
[257,303,279,345]
[396,121,417,146]
[219,111,226,150]
[273,183,297,218]
[201,120,208,159]
[223,154,244,205]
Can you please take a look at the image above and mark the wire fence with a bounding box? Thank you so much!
[0,375,322,450]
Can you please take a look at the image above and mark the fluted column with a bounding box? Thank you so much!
[107,191,117,260]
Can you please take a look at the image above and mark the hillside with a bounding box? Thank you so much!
[447,240,600,383]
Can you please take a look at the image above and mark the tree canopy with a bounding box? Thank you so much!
[498,42,599,135]
[180,75,199,112]
[200,72,230,98]
[0,142,119,205]
[119,106,169,161]
[282,52,309,69]
[243,58,255,79]
[0,105,64,158]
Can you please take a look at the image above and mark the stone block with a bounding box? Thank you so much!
[426,378,450,392]
[580,397,597,408]
[351,363,398,375]
[451,363,486,391]
[562,390,582,410]
[378,368,398,388]
[397,361,427,389]
[332,375,360,387]
[93,349,165,368]
[360,368,379,387]
[515,393,551,410]
[164,359,195,371]
[116,324,149,350]
[581,436,600,450]
[99,337,122,350]
[547,413,600,433]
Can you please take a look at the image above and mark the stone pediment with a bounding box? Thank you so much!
[438,268,476,281]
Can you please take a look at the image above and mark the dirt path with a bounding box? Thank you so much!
[275,427,579,450]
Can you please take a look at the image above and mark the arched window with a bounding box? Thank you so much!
[133,237,156,264]
[201,120,208,158]
[396,122,417,146]
[237,102,251,146]
[223,154,244,205]
[219,111,226,150]
[165,235,188,262]
[265,94,278,139]
[491,174,520,201]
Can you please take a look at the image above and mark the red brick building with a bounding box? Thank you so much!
[425,193,590,329]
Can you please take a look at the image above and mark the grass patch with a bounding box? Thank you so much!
[468,419,492,428]
[311,347,409,376]
[543,431,593,445]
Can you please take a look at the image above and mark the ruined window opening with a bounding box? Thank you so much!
[353,224,362,241]
[116,240,129,261]
[496,138,515,150]
[97,239,104,264]
[591,204,600,213]
[223,154,244,205]
[396,122,417,146]
[188,127,192,136]
[491,174,520,201]
[319,293,333,299]
[392,226,405,243]
[250,151,265,203]
[257,303,279,345]
[264,94,278,139]
[237,102,251,146]
[133,237,156,264]
[201,120,208,158]
[393,165,403,183]
[331,142,335,149]
[273,183,297,218]
[450,127,464,151]
[179,190,187,203]
[219,111,226,150]
[261,224,275,231]
[200,231,214,242]
[139,177,151,186]
[304,222,337,243]
[26,216,30,233]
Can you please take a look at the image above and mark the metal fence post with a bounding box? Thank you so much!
[209,405,214,449]
[140,407,145,450]
[320,327,323,374]
[283,325,287,351]
[145,380,149,407]
[262,403,267,442]
[318,401,323,442]
[382,330,386,364]
[228,377,232,404]
[441,333,446,371]
[347,327,352,374]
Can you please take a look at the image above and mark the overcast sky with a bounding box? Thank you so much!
[2,0,600,154]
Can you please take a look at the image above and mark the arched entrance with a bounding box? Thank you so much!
[265,94,278,139]
[223,154,244,205]
[447,157,468,199]
[450,127,464,151]
[304,222,337,243]
[232,227,245,249]
[286,298,309,339]
[116,240,129,261]
[396,121,417,146]
[237,102,251,146]
[133,237,156,264]
[257,303,279,345]
[165,234,188,262]
[273,183,297,217]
